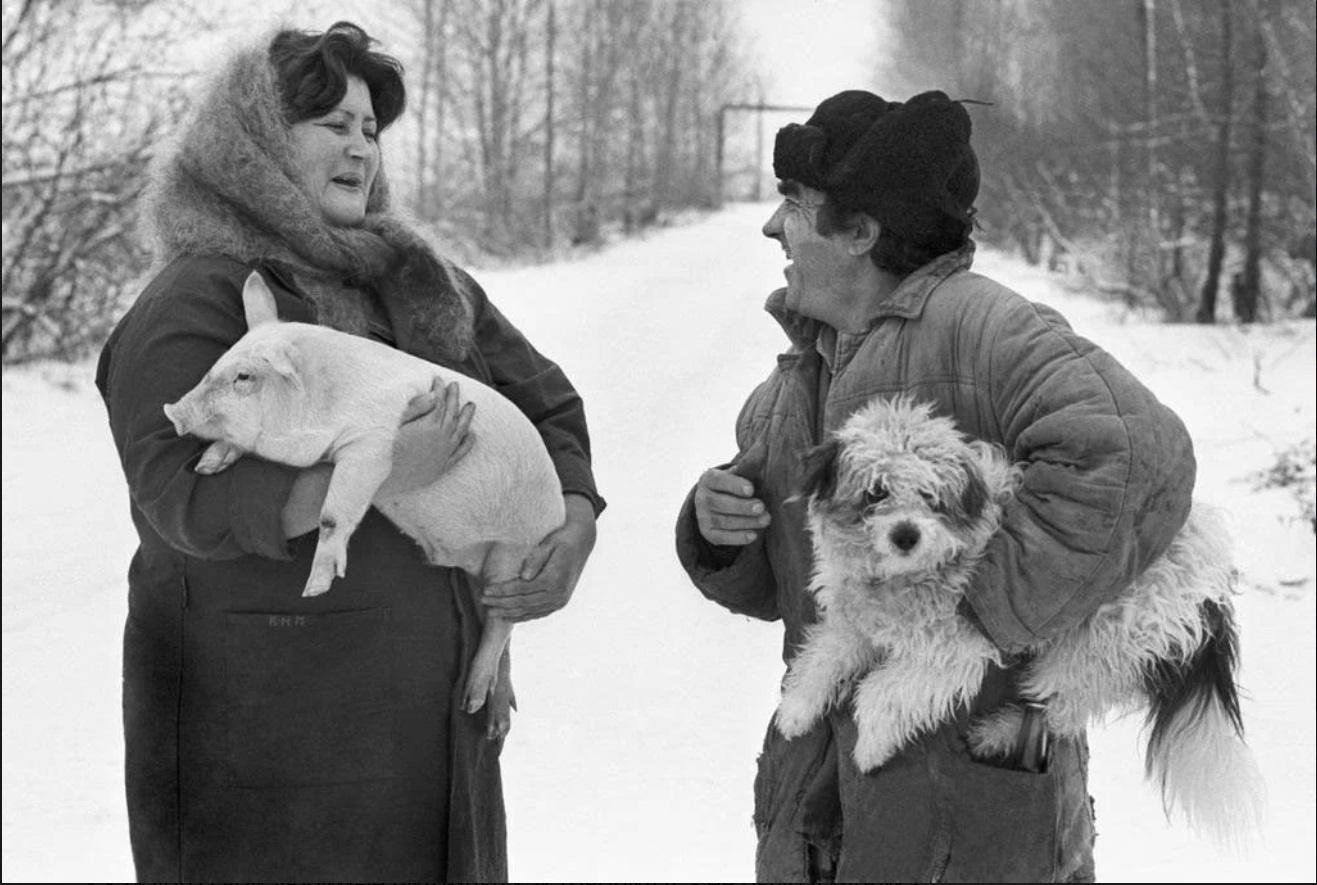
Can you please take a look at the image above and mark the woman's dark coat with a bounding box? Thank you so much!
[97,254,601,883]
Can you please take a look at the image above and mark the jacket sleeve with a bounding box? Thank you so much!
[962,297,1197,652]
[672,384,782,622]
[95,260,301,562]
[461,268,605,517]
[674,483,782,622]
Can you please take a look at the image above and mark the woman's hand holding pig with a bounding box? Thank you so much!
[378,377,476,496]
[282,379,471,537]
[480,493,597,622]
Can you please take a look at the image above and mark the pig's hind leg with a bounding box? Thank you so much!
[304,441,395,597]
[463,543,524,741]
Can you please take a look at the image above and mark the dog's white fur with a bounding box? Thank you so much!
[164,272,565,739]
[775,395,1264,846]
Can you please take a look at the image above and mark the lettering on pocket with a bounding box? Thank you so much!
[267,614,309,628]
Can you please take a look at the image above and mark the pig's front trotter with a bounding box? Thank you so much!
[195,440,246,474]
[303,516,350,597]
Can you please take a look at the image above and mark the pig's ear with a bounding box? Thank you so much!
[241,272,280,329]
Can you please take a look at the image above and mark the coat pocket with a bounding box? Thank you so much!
[224,607,396,787]
[935,753,1059,883]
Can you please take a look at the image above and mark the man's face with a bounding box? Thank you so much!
[762,181,856,324]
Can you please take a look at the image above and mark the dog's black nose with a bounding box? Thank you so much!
[890,522,920,553]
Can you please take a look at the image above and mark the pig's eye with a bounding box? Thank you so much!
[233,372,256,395]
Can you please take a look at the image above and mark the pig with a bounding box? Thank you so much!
[163,270,566,740]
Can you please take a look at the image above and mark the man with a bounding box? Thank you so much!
[674,90,1196,883]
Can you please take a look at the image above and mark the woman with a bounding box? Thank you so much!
[95,21,603,883]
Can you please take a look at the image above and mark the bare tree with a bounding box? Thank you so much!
[2,0,200,364]
[542,0,556,247]
[1235,1,1270,324]
[411,0,452,219]
[877,0,1314,323]
[1198,0,1235,324]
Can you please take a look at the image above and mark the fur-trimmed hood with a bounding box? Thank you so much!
[142,37,473,363]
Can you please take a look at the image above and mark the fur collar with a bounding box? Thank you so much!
[142,40,472,363]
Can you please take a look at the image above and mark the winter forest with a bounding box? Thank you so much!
[2,0,1316,882]
[4,0,1316,364]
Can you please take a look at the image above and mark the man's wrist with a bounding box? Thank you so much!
[697,530,745,569]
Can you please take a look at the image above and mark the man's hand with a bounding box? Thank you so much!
[481,493,597,623]
[694,442,771,546]
[379,376,476,496]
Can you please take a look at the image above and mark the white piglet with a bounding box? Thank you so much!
[163,271,566,739]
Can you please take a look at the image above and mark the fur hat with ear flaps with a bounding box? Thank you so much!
[772,89,980,245]
[142,38,473,364]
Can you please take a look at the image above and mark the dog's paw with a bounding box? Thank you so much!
[774,695,820,740]
[966,706,1025,761]
[851,731,896,773]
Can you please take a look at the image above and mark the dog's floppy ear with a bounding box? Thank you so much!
[955,453,991,525]
[967,439,1021,504]
[797,438,842,503]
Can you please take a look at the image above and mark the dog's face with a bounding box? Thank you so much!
[800,397,1006,582]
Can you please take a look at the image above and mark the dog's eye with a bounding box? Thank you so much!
[920,490,946,513]
[863,485,888,509]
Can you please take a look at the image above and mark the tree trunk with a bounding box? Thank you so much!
[651,2,686,212]
[432,0,452,217]
[1141,0,1162,284]
[1235,6,1268,325]
[415,0,436,218]
[1198,0,1234,324]
[571,1,597,244]
[623,71,642,230]
[542,0,555,247]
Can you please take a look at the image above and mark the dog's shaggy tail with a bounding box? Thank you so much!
[1143,598,1266,848]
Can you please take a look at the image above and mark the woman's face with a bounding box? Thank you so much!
[288,75,379,227]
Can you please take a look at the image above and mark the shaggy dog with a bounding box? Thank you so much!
[774,395,1264,844]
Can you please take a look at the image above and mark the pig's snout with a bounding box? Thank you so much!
[163,399,197,437]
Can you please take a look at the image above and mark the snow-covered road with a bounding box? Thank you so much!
[4,203,1313,882]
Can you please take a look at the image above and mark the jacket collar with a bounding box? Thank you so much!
[865,241,976,322]
[765,287,821,351]
[764,241,976,347]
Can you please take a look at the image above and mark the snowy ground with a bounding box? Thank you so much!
[3,202,1314,883]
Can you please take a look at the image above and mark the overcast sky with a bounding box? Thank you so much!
[742,0,881,106]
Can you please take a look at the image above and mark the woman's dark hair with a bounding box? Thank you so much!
[268,21,406,132]
[815,199,974,277]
